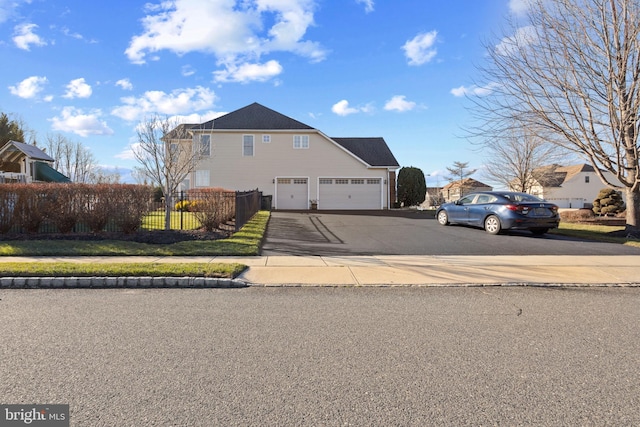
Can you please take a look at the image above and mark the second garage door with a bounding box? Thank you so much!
[318,178,382,210]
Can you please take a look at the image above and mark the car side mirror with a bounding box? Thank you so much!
[455,200,462,205]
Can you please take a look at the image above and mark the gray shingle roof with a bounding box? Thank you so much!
[2,141,54,162]
[200,102,314,130]
[331,137,399,167]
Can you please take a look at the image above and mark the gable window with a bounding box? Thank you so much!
[243,135,254,156]
[293,135,309,149]
[585,176,590,183]
[262,135,271,143]
[195,170,210,187]
[199,135,211,156]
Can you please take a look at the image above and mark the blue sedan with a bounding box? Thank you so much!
[436,191,560,235]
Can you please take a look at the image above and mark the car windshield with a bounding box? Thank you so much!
[499,193,543,202]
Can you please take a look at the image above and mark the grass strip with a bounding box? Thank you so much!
[551,222,640,247]
[0,211,270,257]
[0,262,247,278]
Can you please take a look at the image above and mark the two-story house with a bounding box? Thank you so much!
[169,103,400,210]
[526,163,624,208]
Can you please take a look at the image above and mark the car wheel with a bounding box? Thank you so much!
[484,215,501,235]
[530,228,549,235]
[437,210,449,226]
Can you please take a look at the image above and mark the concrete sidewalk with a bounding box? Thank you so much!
[2,255,640,287]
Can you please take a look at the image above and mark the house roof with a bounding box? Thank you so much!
[442,177,492,190]
[199,102,314,130]
[164,123,197,140]
[533,163,595,187]
[331,137,400,167]
[0,140,54,162]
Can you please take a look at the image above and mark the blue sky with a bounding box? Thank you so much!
[0,0,526,186]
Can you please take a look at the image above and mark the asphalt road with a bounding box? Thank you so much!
[262,211,640,256]
[1,287,639,426]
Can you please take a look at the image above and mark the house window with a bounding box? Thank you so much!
[243,135,254,156]
[200,135,211,156]
[262,135,271,143]
[195,170,210,187]
[293,135,309,149]
[585,176,590,183]
[169,143,178,163]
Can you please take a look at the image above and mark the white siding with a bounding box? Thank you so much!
[190,130,393,209]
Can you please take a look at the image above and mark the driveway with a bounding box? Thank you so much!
[261,210,640,256]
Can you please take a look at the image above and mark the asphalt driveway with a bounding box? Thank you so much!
[261,210,640,256]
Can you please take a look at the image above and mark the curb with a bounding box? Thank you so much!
[0,277,249,289]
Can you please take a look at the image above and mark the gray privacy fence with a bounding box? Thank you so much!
[0,183,262,234]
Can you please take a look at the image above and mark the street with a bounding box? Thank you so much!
[1,287,639,426]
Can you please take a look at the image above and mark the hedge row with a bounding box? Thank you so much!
[0,184,153,234]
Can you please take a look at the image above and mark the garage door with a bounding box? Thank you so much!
[276,178,308,209]
[319,178,382,210]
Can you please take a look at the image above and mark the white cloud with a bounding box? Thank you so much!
[125,0,327,82]
[495,25,537,56]
[116,78,134,90]
[355,0,374,13]
[181,65,196,77]
[509,0,531,16]
[63,78,92,99]
[331,99,373,116]
[213,60,283,83]
[111,86,216,121]
[50,107,114,137]
[13,23,47,50]
[402,30,437,66]
[450,83,500,97]
[384,95,416,112]
[8,76,48,99]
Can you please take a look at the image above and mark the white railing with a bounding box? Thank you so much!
[0,172,29,183]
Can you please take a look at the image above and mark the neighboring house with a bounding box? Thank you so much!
[442,178,492,203]
[0,140,70,183]
[169,103,400,210]
[525,163,623,208]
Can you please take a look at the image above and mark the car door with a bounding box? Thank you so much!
[466,194,497,225]
[448,194,476,223]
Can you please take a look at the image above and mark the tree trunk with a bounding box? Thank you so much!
[624,187,640,237]
[164,192,173,231]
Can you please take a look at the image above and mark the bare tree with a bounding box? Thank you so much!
[479,124,572,192]
[446,161,477,197]
[472,0,640,235]
[133,116,205,230]
[44,133,104,183]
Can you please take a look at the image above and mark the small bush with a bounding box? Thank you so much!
[175,200,193,212]
[560,209,595,222]
[593,188,625,216]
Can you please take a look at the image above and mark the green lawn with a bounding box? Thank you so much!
[0,211,270,278]
[141,210,202,230]
[551,222,640,247]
